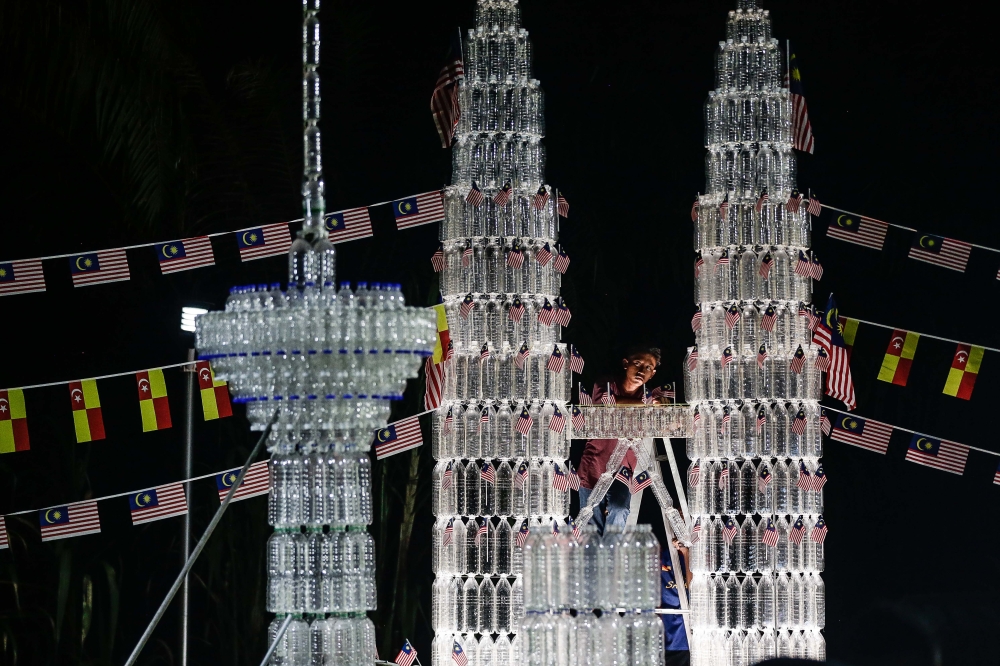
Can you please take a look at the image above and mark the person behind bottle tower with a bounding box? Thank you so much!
[577,344,665,533]
[661,538,691,665]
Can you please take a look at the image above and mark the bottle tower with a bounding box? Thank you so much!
[683,1,827,662]
[430,2,574,666]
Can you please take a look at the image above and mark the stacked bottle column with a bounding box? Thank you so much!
[432,3,573,666]
[682,2,826,664]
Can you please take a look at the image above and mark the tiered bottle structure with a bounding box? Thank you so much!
[682,2,826,663]
[522,525,665,666]
[431,3,573,666]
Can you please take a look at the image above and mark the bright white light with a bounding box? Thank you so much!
[181,307,208,332]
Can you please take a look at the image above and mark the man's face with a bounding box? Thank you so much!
[622,353,658,391]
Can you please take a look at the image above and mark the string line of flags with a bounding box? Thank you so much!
[821,406,1000,485]
[0,187,569,298]
[820,203,1000,279]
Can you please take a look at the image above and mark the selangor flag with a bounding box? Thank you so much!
[69,380,105,442]
[0,389,30,453]
[838,316,859,361]
[876,330,919,386]
[942,344,984,400]
[196,362,232,420]
[136,369,172,431]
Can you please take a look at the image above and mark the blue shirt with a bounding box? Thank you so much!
[660,549,689,651]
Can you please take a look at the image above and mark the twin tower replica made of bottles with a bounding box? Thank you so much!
[196,1,437,663]
[431,3,574,666]
[683,2,826,663]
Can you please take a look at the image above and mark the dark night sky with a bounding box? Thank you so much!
[0,1,998,664]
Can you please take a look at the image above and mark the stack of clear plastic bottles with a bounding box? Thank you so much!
[431,3,576,666]
[683,2,826,663]
[521,525,664,666]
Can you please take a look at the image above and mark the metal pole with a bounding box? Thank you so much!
[181,350,195,666]
[661,437,691,526]
[257,614,294,666]
[124,409,279,666]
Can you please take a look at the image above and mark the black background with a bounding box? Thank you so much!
[0,0,997,664]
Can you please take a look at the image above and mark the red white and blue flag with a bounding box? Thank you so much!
[129,483,188,525]
[904,434,969,475]
[547,346,565,372]
[515,406,533,435]
[789,516,807,544]
[761,518,779,548]
[396,641,418,666]
[721,516,739,544]
[69,249,131,286]
[552,463,569,491]
[480,462,496,484]
[393,191,445,230]
[156,236,215,274]
[236,223,292,262]
[570,347,585,374]
[811,516,828,544]
[374,416,424,460]
[548,405,566,433]
[39,501,101,542]
[325,206,374,243]
[216,460,269,502]
[814,295,857,410]
[0,258,46,296]
[571,405,585,430]
[516,518,530,547]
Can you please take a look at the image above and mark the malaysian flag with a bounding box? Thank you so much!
[549,405,566,433]
[466,181,486,207]
[814,295,857,410]
[546,346,565,373]
[695,252,705,278]
[721,346,734,369]
[431,245,445,272]
[718,460,730,489]
[693,407,701,430]
[758,251,773,279]
[794,250,812,278]
[129,483,188,525]
[156,236,215,274]
[810,253,824,280]
[515,406,533,435]
[481,461,496,484]
[516,518,530,547]
[479,406,490,431]
[570,347,585,374]
[806,196,821,217]
[756,405,767,433]
[557,194,570,218]
[725,303,741,329]
[721,517,739,544]
[688,463,701,487]
[567,463,581,491]
[443,408,454,435]
[601,384,616,406]
[39,501,101,541]
[324,206,374,243]
[788,516,807,545]
[719,407,732,434]
[442,461,453,490]
[791,408,808,435]
[807,306,823,332]
[630,470,652,494]
[687,345,699,371]
[424,356,445,411]
[908,233,973,273]
[813,465,827,491]
[761,305,777,332]
[758,467,772,493]
[691,198,700,222]
[493,181,512,207]
[786,190,803,213]
[814,347,830,372]
[532,186,550,209]
[827,212,888,251]
[553,249,570,274]
[480,343,491,362]
[578,386,593,405]
[615,464,633,487]
[755,189,769,213]
[787,48,815,154]
[0,259,46,296]
[236,223,292,261]
[796,462,812,490]
[215,460,269,502]
[374,416,424,460]
[662,383,676,402]
[905,434,969,475]
[690,517,702,543]
[431,33,464,148]
[515,461,529,489]
[571,405,585,430]
[0,517,7,550]
[811,516,828,544]
[552,463,569,491]
[396,641,418,666]
[691,306,703,332]
[715,247,730,273]
[538,298,555,326]
[554,299,572,327]
[515,342,530,369]
[761,518,779,548]
[69,249,131,287]
[473,517,488,545]
[459,293,476,318]
[452,641,468,666]
[461,242,473,267]
[994,462,1000,486]
[394,191,446,230]
[536,243,553,266]
[506,242,525,269]
[508,296,525,322]
[719,195,730,218]
[820,409,832,436]
[830,414,892,454]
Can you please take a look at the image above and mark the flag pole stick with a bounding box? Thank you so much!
[257,614,294,666]
[123,409,280,666]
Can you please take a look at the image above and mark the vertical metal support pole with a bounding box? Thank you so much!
[181,350,196,666]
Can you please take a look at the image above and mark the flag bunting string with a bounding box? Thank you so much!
[840,315,999,355]
[821,204,1000,254]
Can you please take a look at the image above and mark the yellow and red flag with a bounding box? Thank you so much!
[425,304,451,410]
[69,379,105,442]
[196,361,232,420]
[877,329,919,386]
[136,369,172,431]
[942,344,984,400]
[0,389,30,453]
[430,304,451,364]
[837,316,859,360]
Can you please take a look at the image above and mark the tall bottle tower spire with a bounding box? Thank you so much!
[430,2,573,666]
[683,3,827,662]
